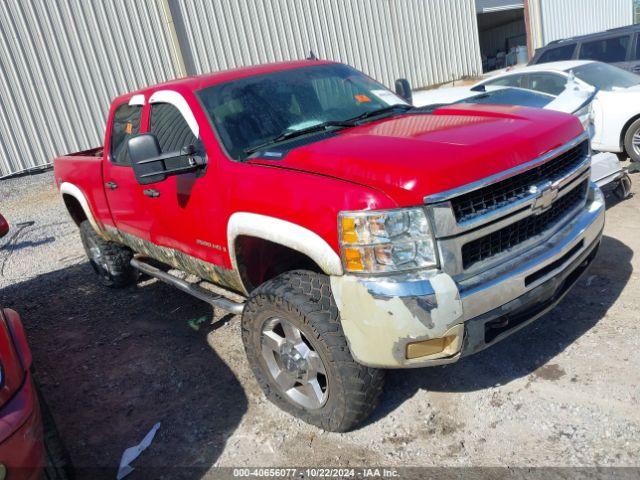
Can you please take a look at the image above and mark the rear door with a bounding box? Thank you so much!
[102,98,153,241]
[627,33,640,74]
[578,34,632,70]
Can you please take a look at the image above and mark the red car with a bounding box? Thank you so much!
[0,214,45,479]
[0,214,72,479]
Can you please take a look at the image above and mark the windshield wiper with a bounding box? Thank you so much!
[342,104,413,124]
[244,120,353,156]
[243,104,413,157]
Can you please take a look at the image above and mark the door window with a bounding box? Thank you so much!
[482,74,526,88]
[537,44,577,64]
[109,104,142,166]
[634,35,640,60]
[150,103,200,153]
[526,73,568,96]
[579,36,630,63]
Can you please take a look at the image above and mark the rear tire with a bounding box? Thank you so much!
[79,220,137,288]
[241,270,385,432]
[623,118,640,162]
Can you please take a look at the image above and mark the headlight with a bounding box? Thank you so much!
[338,207,437,273]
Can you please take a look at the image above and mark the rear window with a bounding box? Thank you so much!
[109,104,142,166]
[537,44,577,64]
[579,36,630,63]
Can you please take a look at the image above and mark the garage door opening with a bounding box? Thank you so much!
[476,2,528,72]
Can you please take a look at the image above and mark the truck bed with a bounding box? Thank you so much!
[53,146,110,230]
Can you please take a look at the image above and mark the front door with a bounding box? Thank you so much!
[145,98,228,270]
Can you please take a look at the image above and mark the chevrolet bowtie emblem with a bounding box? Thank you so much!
[530,182,559,214]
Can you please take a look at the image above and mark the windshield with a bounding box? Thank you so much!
[571,62,640,91]
[459,88,554,108]
[196,64,407,159]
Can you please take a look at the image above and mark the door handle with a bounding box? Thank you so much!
[143,189,160,198]
[105,181,118,190]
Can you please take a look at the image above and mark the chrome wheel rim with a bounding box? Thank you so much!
[261,317,329,410]
[632,129,640,157]
[85,236,109,273]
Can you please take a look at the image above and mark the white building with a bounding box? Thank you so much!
[0,0,635,177]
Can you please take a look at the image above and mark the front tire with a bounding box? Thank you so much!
[79,220,137,288]
[241,270,385,432]
[623,118,640,162]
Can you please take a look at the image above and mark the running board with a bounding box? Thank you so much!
[130,258,245,315]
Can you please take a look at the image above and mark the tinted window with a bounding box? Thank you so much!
[635,35,640,60]
[537,44,577,64]
[482,74,525,88]
[579,36,629,63]
[196,64,407,160]
[572,62,640,90]
[527,73,568,95]
[109,104,142,165]
[150,103,199,153]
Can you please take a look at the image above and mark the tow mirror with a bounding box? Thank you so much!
[395,78,413,104]
[128,133,205,186]
[0,214,8,239]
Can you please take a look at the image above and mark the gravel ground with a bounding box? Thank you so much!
[1,169,639,478]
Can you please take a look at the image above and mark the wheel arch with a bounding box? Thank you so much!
[59,182,103,234]
[227,212,343,294]
[620,113,640,152]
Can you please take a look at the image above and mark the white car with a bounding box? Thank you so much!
[443,60,640,162]
[414,82,594,132]
[412,74,632,198]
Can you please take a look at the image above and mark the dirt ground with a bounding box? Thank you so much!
[1,168,639,478]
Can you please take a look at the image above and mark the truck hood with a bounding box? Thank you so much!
[249,104,585,206]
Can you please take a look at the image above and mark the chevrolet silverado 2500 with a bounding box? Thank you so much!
[53,60,605,432]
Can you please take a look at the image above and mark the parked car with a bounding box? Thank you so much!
[0,212,44,479]
[0,213,72,480]
[412,82,632,199]
[530,24,640,73]
[54,60,605,432]
[465,61,640,163]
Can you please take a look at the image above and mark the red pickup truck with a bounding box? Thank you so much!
[54,60,605,432]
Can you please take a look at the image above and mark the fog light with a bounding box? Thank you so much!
[0,464,6,480]
[405,325,463,360]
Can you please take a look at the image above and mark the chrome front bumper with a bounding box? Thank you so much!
[330,184,605,368]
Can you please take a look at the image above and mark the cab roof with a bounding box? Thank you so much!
[114,60,337,104]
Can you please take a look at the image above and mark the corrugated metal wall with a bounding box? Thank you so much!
[171,0,482,90]
[533,0,633,47]
[0,0,482,178]
[0,0,180,178]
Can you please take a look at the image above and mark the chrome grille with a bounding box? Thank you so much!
[451,140,589,223]
[461,180,589,269]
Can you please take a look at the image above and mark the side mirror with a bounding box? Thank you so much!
[128,134,205,185]
[395,78,413,104]
[0,214,8,239]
